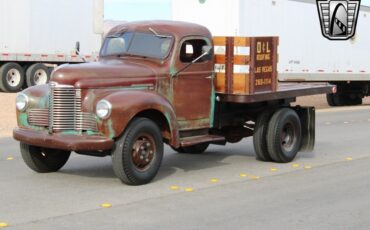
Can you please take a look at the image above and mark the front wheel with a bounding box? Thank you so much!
[20,143,71,172]
[112,118,163,185]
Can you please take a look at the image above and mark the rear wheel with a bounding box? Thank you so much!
[20,143,71,172]
[172,143,209,154]
[267,108,302,163]
[26,63,50,87]
[112,118,163,185]
[0,62,25,92]
[253,110,274,161]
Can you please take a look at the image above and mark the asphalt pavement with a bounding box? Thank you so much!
[1,106,370,229]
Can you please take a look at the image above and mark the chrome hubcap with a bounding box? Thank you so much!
[34,69,48,85]
[6,68,21,87]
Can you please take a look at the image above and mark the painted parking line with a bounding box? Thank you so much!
[100,203,112,208]
[0,222,9,228]
[184,187,194,192]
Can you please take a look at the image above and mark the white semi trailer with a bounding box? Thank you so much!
[172,0,370,106]
[0,0,104,92]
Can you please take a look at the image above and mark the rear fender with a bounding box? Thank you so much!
[295,106,315,152]
[97,91,179,147]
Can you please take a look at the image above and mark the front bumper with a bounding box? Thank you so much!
[13,128,114,151]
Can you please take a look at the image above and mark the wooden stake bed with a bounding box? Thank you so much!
[213,36,278,95]
[213,36,334,103]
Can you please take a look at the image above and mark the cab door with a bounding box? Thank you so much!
[172,37,214,130]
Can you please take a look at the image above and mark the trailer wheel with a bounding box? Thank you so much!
[26,63,50,87]
[326,93,336,106]
[267,108,302,163]
[172,143,209,154]
[0,62,25,92]
[253,110,274,162]
[112,118,163,185]
[346,95,362,106]
[20,143,71,173]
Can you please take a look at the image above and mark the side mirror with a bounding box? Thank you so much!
[75,41,80,54]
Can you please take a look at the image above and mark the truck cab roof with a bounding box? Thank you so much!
[106,20,212,41]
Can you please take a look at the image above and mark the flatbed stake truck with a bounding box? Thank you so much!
[13,21,334,185]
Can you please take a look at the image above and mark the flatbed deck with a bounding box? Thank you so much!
[217,83,334,104]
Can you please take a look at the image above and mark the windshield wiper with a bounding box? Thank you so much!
[149,27,172,39]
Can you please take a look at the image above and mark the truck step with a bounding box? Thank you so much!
[180,135,225,147]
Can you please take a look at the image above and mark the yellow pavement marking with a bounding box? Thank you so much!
[6,157,13,161]
[239,173,248,178]
[100,203,112,208]
[0,222,9,228]
[346,157,353,161]
[210,178,219,183]
[170,185,179,190]
[249,175,260,180]
[325,122,331,125]
[270,168,278,172]
[292,163,300,168]
[368,119,370,122]
[184,187,194,192]
[304,165,312,169]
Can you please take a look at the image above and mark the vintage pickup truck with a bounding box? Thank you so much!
[13,21,334,185]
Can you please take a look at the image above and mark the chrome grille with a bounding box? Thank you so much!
[32,82,98,132]
[28,109,49,126]
[49,84,76,130]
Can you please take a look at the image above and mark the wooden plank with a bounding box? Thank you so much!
[213,36,226,46]
[215,73,250,94]
[213,36,250,47]
[214,54,250,65]
[233,73,250,94]
[215,72,226,92]
[234,37,250,47]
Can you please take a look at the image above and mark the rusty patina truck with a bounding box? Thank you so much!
[13,21,333,185]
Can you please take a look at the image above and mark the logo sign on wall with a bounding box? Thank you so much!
[317,0,361,40]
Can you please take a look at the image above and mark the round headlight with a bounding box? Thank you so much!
[16,93,29,111]
[96,100,112,119]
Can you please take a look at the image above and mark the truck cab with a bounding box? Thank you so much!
[13,21,333,185]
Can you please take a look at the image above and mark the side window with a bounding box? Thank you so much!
[180,39,209,63]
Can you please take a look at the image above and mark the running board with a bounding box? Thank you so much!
[179,135,226,147]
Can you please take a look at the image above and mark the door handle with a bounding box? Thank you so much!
[205,76,213,79]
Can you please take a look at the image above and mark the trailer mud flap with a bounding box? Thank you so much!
[295,107,315,152]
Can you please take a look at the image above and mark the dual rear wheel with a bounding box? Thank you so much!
[253,108,302,163]
[0,62,50,92]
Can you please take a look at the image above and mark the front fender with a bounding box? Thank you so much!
[97,90,179,147]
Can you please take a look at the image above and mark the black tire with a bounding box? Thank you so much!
[253,110,274,161]
[0,62,25,92]
[326,93,336,106]
[172,143,209,154]
[112,118,163,185]
[20,143,71,173]
[267,108,302,163]
[26,63,50,87]
[347,95,362,106]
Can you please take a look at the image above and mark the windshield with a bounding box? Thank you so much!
[100,31,173,59]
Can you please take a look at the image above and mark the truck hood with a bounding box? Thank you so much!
[51,59,156,88]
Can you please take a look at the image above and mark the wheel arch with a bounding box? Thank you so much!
[98,91,180,147]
